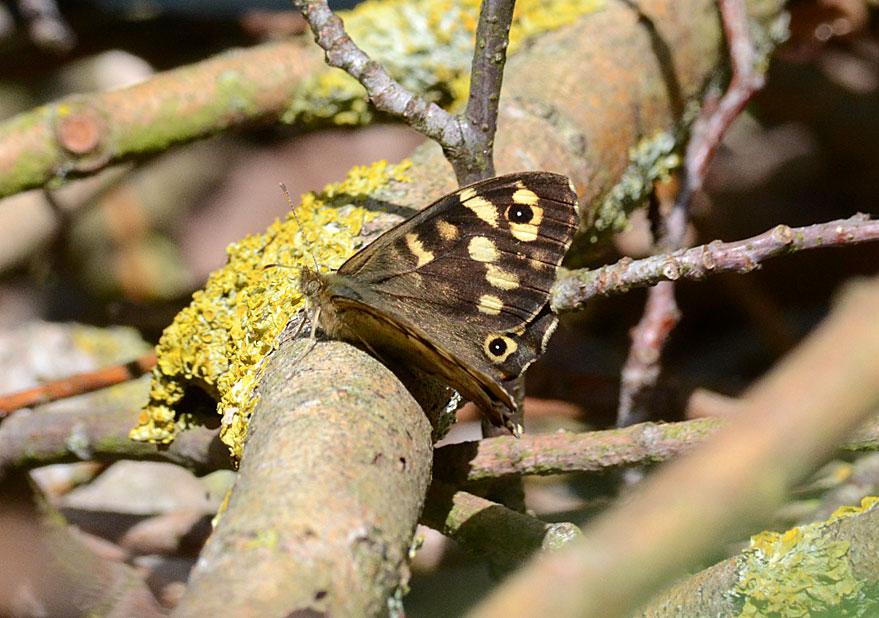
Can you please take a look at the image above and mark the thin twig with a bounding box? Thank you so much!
[0,351,157,418]
[553,214,879,313]
[616,0,765,427]
[291,0,467,166]
[617,281,681,426]
[292,0,517,185]
[617,187,685,427]
[682,0,766,199]
[460,0,517,183]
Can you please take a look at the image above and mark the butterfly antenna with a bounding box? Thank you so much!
[280,182,321,273]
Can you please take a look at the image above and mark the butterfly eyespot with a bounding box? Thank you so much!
[484,334,518,363]
[507,204,534,224]
[489,338,507,356]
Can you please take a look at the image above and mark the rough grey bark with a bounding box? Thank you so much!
[172,341,433,617]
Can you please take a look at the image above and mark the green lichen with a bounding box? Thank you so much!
[130,160,412,460]
[0,106,57,195]
[590,131,682,241]
[283,0,604,127]
[733,497,879,617]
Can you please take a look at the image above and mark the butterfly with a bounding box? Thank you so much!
[300,171,579,436]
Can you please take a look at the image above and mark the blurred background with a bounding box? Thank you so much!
[0,0,878,615]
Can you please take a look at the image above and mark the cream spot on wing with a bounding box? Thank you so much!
[509,204,544,242]
[461,189,498,227]
[512,186,540,206]
[459,187,477,202]
[405,233,434,267]
[485,264,519,290]
[436,220,458,241]
[468,236,499,263]
[483,334,518,363]
[477,294,504,315]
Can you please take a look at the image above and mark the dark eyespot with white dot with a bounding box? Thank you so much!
[488,338,507,357]
[507,204,534,224]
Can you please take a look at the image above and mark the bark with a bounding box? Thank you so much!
[0,404,230,477]
[172,341,433,617]
[0,39,326,199]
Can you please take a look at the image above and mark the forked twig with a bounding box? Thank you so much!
[291,0,516,185]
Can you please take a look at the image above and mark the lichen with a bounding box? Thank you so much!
[283,0,605,127]
[130,160,412,460]
[590,131,682,241]
[732,497,879,617]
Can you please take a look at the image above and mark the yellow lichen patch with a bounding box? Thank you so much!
[284,0,604,127]
[130,160,412,460]
[733,498,879,617]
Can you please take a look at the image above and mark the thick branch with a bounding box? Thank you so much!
[639,499,879,616]
[552,214,879,313]
[173,341,433,617]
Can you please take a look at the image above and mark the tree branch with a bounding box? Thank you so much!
[460,0,517,182]
[0,405,229,476]
[0,40,329,199]
[0,470,165,617]
[552,214,879,313]
[683,0,768,196]
[292,0,467,162]
[468,273,879,618]
[292,0,517,185]
[420,483,581,564]
[617,0,766,427]
[639,497,879,616]
[0,351,156,418]
[434,419,720,484]
[173,341,433,616]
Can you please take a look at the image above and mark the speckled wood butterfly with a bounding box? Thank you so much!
[301,172,579,436]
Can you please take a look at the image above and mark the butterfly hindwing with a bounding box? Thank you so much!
[312,172,579,432]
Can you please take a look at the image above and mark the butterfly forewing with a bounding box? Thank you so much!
[318,172,579,432]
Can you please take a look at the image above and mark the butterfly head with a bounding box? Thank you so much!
[299,266,325,300]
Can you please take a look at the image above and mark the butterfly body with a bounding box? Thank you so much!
[302,172,579,435]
